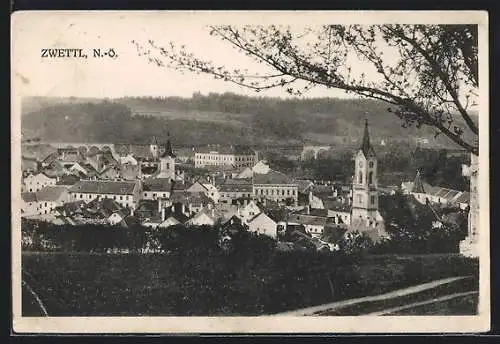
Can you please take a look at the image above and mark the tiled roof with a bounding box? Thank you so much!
[35,186,68,202]
[56,174,80,186]
[219,182,253,193]
[143,178,173,192]
[288,213,327,226]
[68,180,138,195]
[196,145,255,155]
[22,192,37,203]
[253,170,295,185]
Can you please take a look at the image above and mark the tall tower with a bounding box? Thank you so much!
[351,118,379,228]
[150,136,159,159]
[156,133,176,179]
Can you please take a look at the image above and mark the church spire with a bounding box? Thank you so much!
[360,117,375,157]
[161,132,176,158]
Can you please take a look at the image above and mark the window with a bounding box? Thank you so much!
[113,196,117,200]
[287,190,290,196]
[144,193,148,197]
[370,195,375,205]
[357,195,362,204]
[80,194,83,199]
[369,161,374,168]
[368,171,374,185]
[358,172,363,184]
[120,196,123,200]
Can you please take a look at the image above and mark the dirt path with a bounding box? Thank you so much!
[274,276,472,316]
[365,291,479,316]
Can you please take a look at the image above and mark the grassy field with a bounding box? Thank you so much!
[21,252,479,317]
[389,293,479,315]
[322,276,478,316]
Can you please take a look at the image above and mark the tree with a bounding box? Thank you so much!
[135,24,479,155]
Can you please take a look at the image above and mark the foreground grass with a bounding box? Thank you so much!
[388,293,479,315]
[22,252,479,316]
[323,276,478,316]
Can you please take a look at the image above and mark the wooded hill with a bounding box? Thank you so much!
[21,93,476,148]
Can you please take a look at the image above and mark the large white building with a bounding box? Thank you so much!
[194,146,257,168]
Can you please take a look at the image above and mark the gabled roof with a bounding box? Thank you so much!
[288,213,327,226]
[22,192,37,203]
[35,186,68,202]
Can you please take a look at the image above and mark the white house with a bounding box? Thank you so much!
[238,200,261,224]
[21,186,69,217]
[248,212,277,238]
[23,172,56,193]
[236,167,254,179]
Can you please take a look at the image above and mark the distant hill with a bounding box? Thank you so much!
[21,93,477,149]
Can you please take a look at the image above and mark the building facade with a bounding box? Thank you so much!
[253,170,298,205]
[194,146,257,168]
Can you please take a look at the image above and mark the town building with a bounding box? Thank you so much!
[23,172,57,193]
[253,170,298,206]
[248,212,278,238]
[21,186,69,217]
[68,180,142,209]
[218,178,254,204]
[142,178,172,200]
[194,145,257,168]
[403,171,468,207]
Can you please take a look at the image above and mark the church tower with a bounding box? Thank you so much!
[150,136,159,159]
[351,118,379,228]
[156,133,176,179]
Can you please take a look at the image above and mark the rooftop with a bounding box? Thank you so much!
[143,178,173,192]
[253,170,295,185]
[68,180,138,195]
[196,145,255,155]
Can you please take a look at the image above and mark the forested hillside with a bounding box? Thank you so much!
[21,93,474,148]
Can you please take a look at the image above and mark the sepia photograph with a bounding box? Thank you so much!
[11,11,489,333]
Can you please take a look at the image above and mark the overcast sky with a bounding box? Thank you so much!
[12,11,485,100]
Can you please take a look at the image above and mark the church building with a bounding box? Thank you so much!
[349,119,386,238]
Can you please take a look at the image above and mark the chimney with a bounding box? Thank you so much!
[130,207,134,217]
[161,207,165,222]
[181,203,186,215]
[158,198,162,213]
[306,205,310,215]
